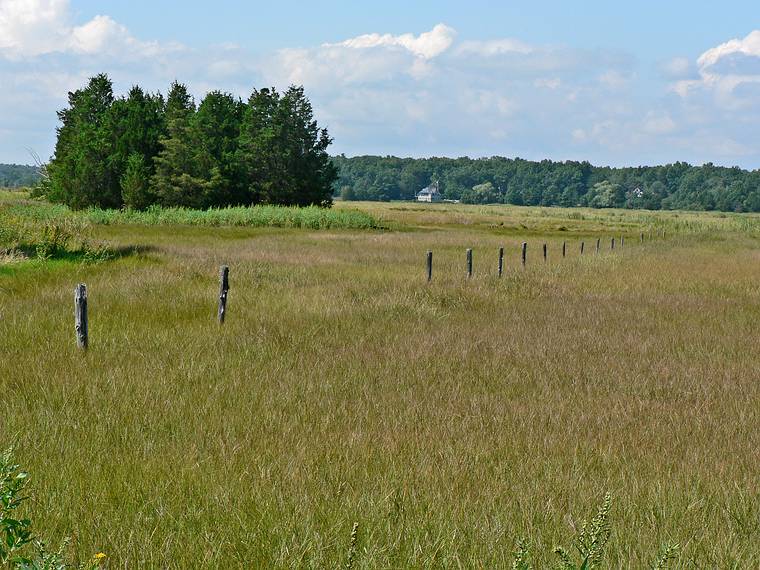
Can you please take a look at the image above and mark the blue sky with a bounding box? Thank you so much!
[1,0,759,168]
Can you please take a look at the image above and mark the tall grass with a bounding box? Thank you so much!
[1,197,758,567]
[0,195,379,230]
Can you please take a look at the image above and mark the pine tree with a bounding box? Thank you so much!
[47,74,120,209]
[121,152,152,210]
[193,91,246,207]
[107,85,165,208]
[238,86,336,207]
[151,82,206,208]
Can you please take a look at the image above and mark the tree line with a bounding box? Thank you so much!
[0,164,40,188]
[40,74,336,210]
[332,155,760,212]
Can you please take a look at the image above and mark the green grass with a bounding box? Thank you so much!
[0,192,380,231]
[1,198,759,567]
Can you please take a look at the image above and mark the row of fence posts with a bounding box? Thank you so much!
[72,230,667,348]
[72,264,231,350]
[426,231,663,282]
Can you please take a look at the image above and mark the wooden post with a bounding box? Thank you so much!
[562,241,566,258]
[466,248,473,278]
[596,238,600,254]
[621,236,624,248]
[640,232,644,243]
[74,283,88,350]
[611,237,615,250]
[521,242,527,267]
[543,243,547,262]
[426,251,433,282]
[498,247,504,277]
[218,265,229,324]
[580,241,585,255]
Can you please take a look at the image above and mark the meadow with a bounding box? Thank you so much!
[1,192,759,567]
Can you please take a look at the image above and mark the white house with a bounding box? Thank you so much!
[416,182,443,202]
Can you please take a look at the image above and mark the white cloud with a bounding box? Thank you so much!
[324,23,455,60]
[534,78,562,89]
[456,38,533,56]
[598,70,632,90]
[0,0,181,59]
[1,14,759,168]
[697,30,760,70]
[671,29,760,103]
[661,56,692,79]
[642,112,676,135]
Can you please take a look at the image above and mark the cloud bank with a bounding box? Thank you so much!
[1,1,759,169]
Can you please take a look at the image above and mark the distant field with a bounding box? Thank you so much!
[1,195,759,567]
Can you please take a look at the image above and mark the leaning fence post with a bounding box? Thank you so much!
[543,243,547,262]
[426,251,433,282]
[562,241,566,258]
[580,241,585,255]
[521,242,527,268]
[596,238,600,254]
[498,247,504,277]
[218,265,230,324]
[466,248,473,278]
[74,283,88,350]
[621,236,624,248]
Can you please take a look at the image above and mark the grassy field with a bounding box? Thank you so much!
[1,195,759,567]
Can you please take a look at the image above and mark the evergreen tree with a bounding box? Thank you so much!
[47,74,120,209]
[193,91,246,206]
[107,85,165,208]
[238,86,336,207]
[151,82,206,208]
[121,152,152,210]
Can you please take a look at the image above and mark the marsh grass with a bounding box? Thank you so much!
[1,193,379,231]
[0,198,758,567]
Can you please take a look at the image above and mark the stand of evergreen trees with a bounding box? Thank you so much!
[43,74,336,210]
[332,155,760,212]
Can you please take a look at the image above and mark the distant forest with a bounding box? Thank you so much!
[0,164,40,188]
[332,155,760,212]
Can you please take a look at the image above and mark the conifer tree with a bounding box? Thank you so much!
[107,85,165,208]
[47,74,120,209]
[151,82,206,208]
[192,91,246,207]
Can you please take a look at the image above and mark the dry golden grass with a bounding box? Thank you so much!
[1,200,759,567]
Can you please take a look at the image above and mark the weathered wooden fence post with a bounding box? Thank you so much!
[543,243,547,262]
[426,251,433,282]
[580,241,585,255]
[562,241,566,258]
[466,248,473,278]
[218,265,230,324]
[621,236,624,248]
[596,238,600,254]
[498,247,504,277]
[521,242,527,268]
[611,237,615,250]
[74,283,88,350]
